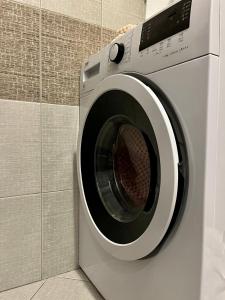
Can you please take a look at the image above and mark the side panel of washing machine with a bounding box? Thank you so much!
[201,1,225,300]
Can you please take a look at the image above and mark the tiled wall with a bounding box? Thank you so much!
[0,0,146,293]
[102,0,145,30]
[0,1,40,101]
[145,0,175,18]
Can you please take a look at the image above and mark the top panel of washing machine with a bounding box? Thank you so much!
[81,0,220,94]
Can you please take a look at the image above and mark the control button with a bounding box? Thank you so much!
[109,43,125,64]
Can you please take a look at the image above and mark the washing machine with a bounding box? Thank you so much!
[77,0,225,299]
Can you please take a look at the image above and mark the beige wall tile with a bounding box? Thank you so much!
[103,9,143,30]
[0,194,41,292]
[146,0,175,18]
[32,277,103,300]
[104,0,146,18]
[102,0,145,30]
[41,104,78,192]
[0,100,41,198]
[41,0,101,25]
[42,190,79,279]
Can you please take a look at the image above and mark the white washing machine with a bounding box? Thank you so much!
[77,0,225,299]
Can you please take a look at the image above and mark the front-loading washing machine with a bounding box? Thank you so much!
[77,0,225,299]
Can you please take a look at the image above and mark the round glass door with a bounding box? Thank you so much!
[95,116,157,224]
[80,89,161,245]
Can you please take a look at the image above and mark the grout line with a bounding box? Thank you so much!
[100,0,103,48]
[101,0,103,27]
[56,277,89,282]
[42,188,74,194]
[29,280,47,300]
[0,189,73,201]
[0,192,41,200]
[39,0,43,281]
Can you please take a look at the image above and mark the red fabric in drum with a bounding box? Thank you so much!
[113,125,150,208]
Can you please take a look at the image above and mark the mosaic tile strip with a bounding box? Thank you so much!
[0,73,39,102]
[41,10,101,106]
[102,27,117,48]
[0,0,116,105]
[0,0,40,102]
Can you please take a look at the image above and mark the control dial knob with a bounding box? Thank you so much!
[109,43,125,64]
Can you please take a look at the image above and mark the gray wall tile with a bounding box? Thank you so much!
[42,103,78,192]
[0,99,41,198]
[0,194,41,292]
[42,190,79,279]
[0,0,40,102]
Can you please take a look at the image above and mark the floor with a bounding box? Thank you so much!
[0,269,104,300]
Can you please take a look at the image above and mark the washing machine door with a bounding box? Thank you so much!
[78,74,181,261]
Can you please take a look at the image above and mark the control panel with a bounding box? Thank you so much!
[139,0,192,51]
[81,0,219,94]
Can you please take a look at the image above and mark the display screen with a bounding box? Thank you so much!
[139,0,192,51]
